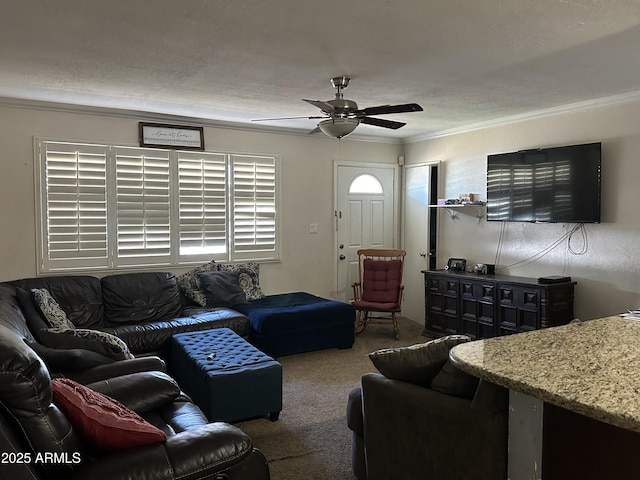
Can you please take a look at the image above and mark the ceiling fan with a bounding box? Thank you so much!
[253,76,423,139]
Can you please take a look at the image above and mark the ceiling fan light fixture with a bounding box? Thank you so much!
[318,118,359,139]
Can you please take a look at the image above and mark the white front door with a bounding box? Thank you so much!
[401,163,437,322]
[334,163,398,302]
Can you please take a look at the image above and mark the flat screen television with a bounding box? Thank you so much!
[486,142,601,223]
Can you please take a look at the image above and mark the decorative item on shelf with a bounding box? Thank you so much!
[474,263,488,275]
[473,263,495,275]
[445,258,466,272]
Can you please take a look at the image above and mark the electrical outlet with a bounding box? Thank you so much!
[309,223,318,234]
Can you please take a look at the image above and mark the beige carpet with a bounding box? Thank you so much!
[235,317,427,480]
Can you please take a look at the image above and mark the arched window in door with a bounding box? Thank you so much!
[349,174,383,194]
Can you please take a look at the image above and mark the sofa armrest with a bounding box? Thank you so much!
[361,372,507,480]
[61,355,166,384]
[86,371,181,413]
[69,423,270,480]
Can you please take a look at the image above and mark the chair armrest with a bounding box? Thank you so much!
[61,356,167,384]
[352,281,362,301]
[361,372,507,479]
[69,423,269,480]
[85,371,181,413]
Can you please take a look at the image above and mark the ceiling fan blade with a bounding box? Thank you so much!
[358,103,423,116]
[252,115,326,122]
[360,117,406,130]
[303,99,336,112]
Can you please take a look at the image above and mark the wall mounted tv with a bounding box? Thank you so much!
[486,142,601,223]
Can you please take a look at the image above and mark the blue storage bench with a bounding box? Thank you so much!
[233,292,356,358]
[171,328,282,423]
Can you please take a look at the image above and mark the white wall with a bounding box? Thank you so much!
[0,104,402,299]
[405,100,640,320]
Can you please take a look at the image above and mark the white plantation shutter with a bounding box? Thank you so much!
[231,155,279,260]
[39,142,108,270]
[177,151,228,261]
[114,147,171,264]
[36,140,280,273]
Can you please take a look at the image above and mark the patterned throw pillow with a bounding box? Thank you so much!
[368,335,471,387]
[39,327,135,361]
[176,260,217,306]
[52,378,166,454]
[31,288,75,330]
[217,262,265,301]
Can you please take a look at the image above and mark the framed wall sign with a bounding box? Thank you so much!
[139,122,205,150]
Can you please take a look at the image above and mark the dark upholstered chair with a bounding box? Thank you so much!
[351,248,406,339]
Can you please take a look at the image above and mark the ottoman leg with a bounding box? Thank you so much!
[269,411,280,422]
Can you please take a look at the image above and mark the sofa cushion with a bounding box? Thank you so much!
[0,286,37,343]
[31,288,76,329]
[368,335,471,387]
[10,276,104,329]
[198,271,247,307]
[101,310,251,355]
[25,340,115,372]
[361,258,402,304]
[176,260,218,307]
[217,263,265,301]
[39,327,135,361]
[101,272,183,325]
[51,378,167,454]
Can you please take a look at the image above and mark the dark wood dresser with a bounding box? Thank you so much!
[422,270,576,339]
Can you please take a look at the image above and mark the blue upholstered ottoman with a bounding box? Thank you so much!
[233,292,356,357]
[170,328,282,423]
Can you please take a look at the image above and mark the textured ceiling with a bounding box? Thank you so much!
[2,0,640,141]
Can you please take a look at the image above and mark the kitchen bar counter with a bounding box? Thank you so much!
[450,315,640,479]
[450,315,640,433]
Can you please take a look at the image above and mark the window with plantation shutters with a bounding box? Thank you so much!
[177,151,228,261]
[36,139,280,273]
[114,147,171,265]
[37,142,108,271]
[231,155,277,260]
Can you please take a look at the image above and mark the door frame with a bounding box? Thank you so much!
[333,160,401,299]
[400,161,440,269]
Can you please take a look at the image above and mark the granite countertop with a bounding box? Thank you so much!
[450,316,640,433]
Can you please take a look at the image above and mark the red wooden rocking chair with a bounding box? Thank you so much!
[351,248,406,339]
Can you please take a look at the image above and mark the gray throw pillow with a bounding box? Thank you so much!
[430,359,479,399]
[31,288,76,330]
[197,271,247,307]
[39,327,135,361]
[16,287,50,340]
[368,335,471,387]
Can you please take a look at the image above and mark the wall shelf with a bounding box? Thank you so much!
[428,203,486,220]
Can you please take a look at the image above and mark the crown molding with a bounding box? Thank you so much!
[0,96,403,144]
[8,89,639,146]
[405,89,640,143]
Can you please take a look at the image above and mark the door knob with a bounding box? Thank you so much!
[339,254,346,260]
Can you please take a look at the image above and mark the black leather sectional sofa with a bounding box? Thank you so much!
[5,271,250,358]
[0,272,270,479]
